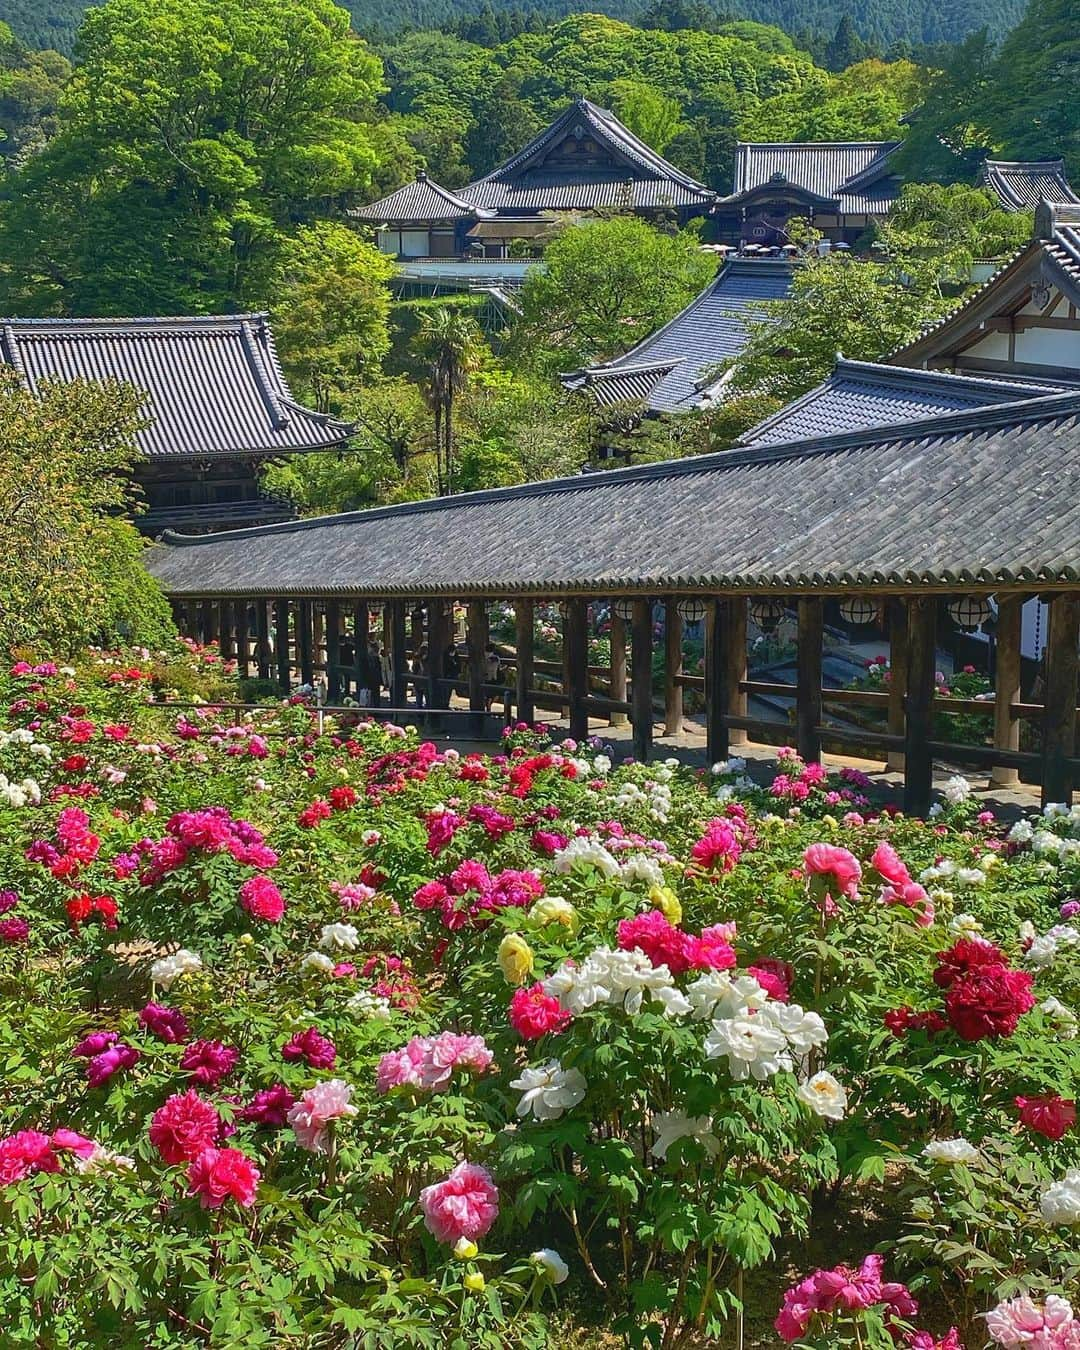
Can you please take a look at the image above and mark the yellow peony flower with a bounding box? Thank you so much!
[648,885,682,925]
[463,1271,486,1292]
[497,933,535,986]
[529,896,579,934]
[453,1237,479,1260]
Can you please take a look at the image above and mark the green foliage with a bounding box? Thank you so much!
[271,221,398,414]
[0,0,385,315]
[0,368,174,654]
[609,79,685,154]
[516,215,716,368]
[739,58,927,142]
[886,182,1032,264]
[0,22,69,164]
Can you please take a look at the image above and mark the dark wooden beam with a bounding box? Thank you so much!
[274,600,291,692]
[706,598,729,764]
[297,600,314,688]
[632,598,654,762]
[726,596,749,748]
[388,599,408,706]
[218,601,235,661]
[904,596,937,816]
[325,601,342,702]
[467,599,488,712]
[887,599,908,771]
[664,598,683,737]
[254,601,271,680]
[992,595,1023,788]
[563,597,589,742]
[796,596,823,763]
[1042,593,1080,806]
[515,598,535,724]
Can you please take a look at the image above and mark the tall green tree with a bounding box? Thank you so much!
[610,79,685,154]
[515,215,715,368]
[0,369,173,654]
[413,308,484,496]
[271,221,397,414]
[0,0,384,315]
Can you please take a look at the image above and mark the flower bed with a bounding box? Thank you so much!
[0,650,1078,1347]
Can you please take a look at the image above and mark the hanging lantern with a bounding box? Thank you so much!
[612,599,635,621]
[677,597,707,621]
[750,598,786,634]
[839,596,876,625]
[948,595,993,631]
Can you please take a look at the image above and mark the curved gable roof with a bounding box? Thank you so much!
[0,314,353,458]
[981,159,1080,211]
[351,171,490,223]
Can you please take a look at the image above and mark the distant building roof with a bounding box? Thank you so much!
[721,141,902,214]
[0,315,353,458]
[147,387,1080,599]
[980,159,1080,211]
[350,171,492,224]
[743,358,1067,444]
[562,258,793,414]
[351,99,716,224]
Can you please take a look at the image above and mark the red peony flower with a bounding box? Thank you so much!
[186,1146,260,1208]
[150,1090,221,1164]
[281,1026,336,1069]
[944,965,1035,1042]
[328,784,358,811]
[933,938,1004,989]
[1015,1094,1077,1140]
[509,982,572,1039]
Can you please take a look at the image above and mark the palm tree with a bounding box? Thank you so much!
[413,308,482,496]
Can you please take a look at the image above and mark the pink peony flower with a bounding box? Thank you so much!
[748,958,794,1002]
[50,1128,97,1161]
[86,1042,140,1088]
[186,1146,260,1208]
[803,844,862,907]
[509,983,572,1039]
[239,875,285,923]
[0,1130,59,1185]
[690,819,743,873]
[419,1161,499,1245]
[150,1090,222,1164]
[181,1040,239,1087]
[287,1078,357,1153]
[281,1027,337,1070]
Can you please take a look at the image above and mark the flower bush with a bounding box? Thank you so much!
[0,647,1078,1346]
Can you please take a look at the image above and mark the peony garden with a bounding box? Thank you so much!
[1,645,1079,1349]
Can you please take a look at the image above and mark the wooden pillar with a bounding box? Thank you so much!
[388,600,408,706]
[664,598,683,737]
[563,598,589,741]
[428,600,450,709]
[297,600,314,688]
[218,601,235,661]
[254,601,271,680]
[887,599,908,772]
[241,602,256,678]
[705,598,729,764]
[1042,593,1080,806]
[325,601,342,703]
[410,605,424,660]
[631,598,654,762]
[312,606,325,679]
[726,596,749,748]
[197,599,213,646]
[515,599,535,725]
[171,600,188,634]
[796,597,823,763]
[903,596,937,816]
[274,600,291,692]
[992,595,1023,788]
[467,599,488,712]
[608,611,628,727]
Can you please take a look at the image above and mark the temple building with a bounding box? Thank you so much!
[979,159,1080,212]
[561,257,793,413]
[352,97,716,261]
[713,141,903,247]
[0,314,352,535]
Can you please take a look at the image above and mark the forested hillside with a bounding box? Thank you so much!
[0,0,1025,57]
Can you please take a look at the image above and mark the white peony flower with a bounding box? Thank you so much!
[619,854,665,888]
[941,774,972,806]
[74,1144,136,1174]
[767,1003,829,1056]
[650,1110,720,1160]
[346,989,391,1017]
[301,951,335,976]
[592,754,612,775]
[150,948,203,990]
[798,1071,847,1121]
[686,971,768,1022]
[1041,996,1078,1039]
[1041,1169,1080,1226]
[320,922,359,952]
[542,946,685,1019]
[949,912,982,936]
[510,1060,587,1121]
[531,1248,569,1283]
[551,836,620,879]
[923,1138,981,1165]
[704,1014,791,1081]
[1008,819,1035,844]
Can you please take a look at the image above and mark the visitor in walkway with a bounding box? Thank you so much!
[366,637,383,706]
[485,643,501,710]
[413,645,428,708]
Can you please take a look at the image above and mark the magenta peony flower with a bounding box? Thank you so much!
[150,1090,222,1164]
[281,1027,336,1070]
[419,1161,499,1244]
[0,916,30,944]
[1015,1095,1077,1141]
[138,1002,190,1044]
[0,1130,59,1186]
[186,1146,260,1208]
[690,819,743,873]
[181,1040,239,1087]
[50,1128,97,1161]
[73,1031,119,1058]
[86,1042,140,1088]
[239,875,285,923]
[509,983,572,1040]
[239,1083,297,1128]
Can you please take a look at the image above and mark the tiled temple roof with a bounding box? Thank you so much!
[980,160,1080,211]
[721,141,902,214]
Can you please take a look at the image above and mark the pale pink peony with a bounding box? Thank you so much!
[419,1161,499,1244]
[287,1078,357,1153]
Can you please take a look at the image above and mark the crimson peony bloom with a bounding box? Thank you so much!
[239,1083,297,1128]
[420,1161,499,1245]
[139,1002,190,1044]
[508,983,572,1040]
[181,1040,239,1087]
[239,875,285,923]
[944,966,1035,1042]
[328,784,358,811]
[748,958,794,1002]
[1015,1095,1077,1141]
[0,916,29,944]
[281,1026,337,1069]
[933,938,1004,989]
[150,1090,221,1164]
[186,1146,260,1209]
